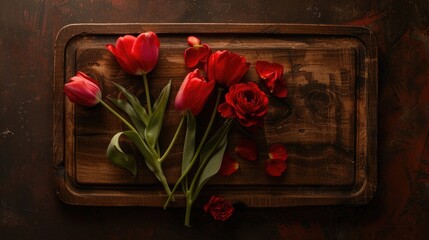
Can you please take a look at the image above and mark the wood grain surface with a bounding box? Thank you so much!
[2,0,429,239]
[53,24,377,207]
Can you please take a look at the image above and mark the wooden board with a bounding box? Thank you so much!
[53,24,377,207]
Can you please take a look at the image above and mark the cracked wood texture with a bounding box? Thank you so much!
[1,0,429,239]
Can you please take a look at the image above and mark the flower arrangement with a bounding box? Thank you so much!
[64,32,289,227]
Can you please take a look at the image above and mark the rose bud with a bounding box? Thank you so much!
[106,31,160,75]
[175,69,215,116]
[184,36,211,68]
[203,196,234,221]
[256,61,288,98]
[218,82,268,127]
[207,50,250,87]
[64,71,101,106]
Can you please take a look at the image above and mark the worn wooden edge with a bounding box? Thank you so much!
[53,23,378,207]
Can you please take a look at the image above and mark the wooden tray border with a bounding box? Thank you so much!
[53,23,377,207]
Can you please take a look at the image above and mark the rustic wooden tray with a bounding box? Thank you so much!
[53,24,377,207]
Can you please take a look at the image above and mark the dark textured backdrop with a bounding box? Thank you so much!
[1,0,429,239]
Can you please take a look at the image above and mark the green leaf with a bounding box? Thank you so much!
[106,132,137,176]
[192,121,232,201]
[121,130,165,182]
[112,82,149,126]
[182,110,196,174]
[144,80,171,148]
[108,97,145,136]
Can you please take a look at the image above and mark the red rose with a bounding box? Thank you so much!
[207,50,250,87]
[64,71,102,106]
[203,196,234,221]
[174,69,215,116]
[218,82,268,127]
[106,31,160,75]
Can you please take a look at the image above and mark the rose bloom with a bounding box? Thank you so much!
[207,50,250,87]
[218,82,268,127]
[106,31,160,75]
[64,71,101,106]
[203,196,234,221]
[174,69,215,116]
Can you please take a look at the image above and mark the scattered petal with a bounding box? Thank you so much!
[235,139,258,161]
[219,154,239,176]
[268,144,288,161]
[265,158,287,176]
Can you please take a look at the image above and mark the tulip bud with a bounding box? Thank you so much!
[175,69,215,116]
[64,71,101,106]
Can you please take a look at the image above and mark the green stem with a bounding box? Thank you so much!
[157,167,173,198]
[100,100,138,133]
[143,73,152,115]
[184,192,193,227]
[159,114,185,163]
[163,88,224,209]
[189,120,232,195]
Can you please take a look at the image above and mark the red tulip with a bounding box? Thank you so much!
[256,61,288,98]
[207,50,250,87]
[175,69,215,116]
[106,31,160,75]
[64,71,101,106]
[184,36,211,68]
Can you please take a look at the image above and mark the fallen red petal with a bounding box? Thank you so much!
[235,139,258,161]
[265,158,287,176]
[269,144,288,161]
[219,154,239,176]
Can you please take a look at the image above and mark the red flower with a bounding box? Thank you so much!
[174,69,215,116]
[64,71,101,106]
[184,36,211,68]
[256,61,288,98]
[218,82,268,127]
[207,50,250,87]
[265,144,288,176]
[106,31,160,75]
[203,196,234,221]
[219,154,239,176]
[235,139,258,161]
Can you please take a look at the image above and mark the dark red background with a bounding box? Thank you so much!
[1,0,429,239]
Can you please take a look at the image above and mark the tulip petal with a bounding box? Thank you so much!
[175,69,215,115]
[107,35,143,75]
[272,79,288,98]
[132,31,160,74]
[265,158,287,176]
[219,154,239,176]
[256,61,275,79]
[269,144,288,161]
[187,36,201,46]
[184,45,211,68]
[235,139,258,161]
